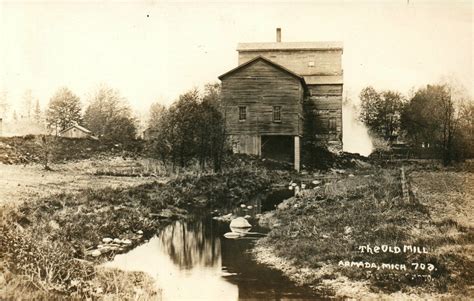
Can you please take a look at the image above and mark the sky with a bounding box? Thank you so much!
[1,0,472,116]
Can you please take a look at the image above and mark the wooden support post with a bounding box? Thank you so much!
[294,136,300,172]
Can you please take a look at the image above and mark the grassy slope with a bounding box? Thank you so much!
[254,165,473,299]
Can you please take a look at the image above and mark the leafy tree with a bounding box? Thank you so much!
[147,102,166,131]
[401,83,472,165]
[148,85,227,171]
[359,87,404,141]
[83,84,136,142]
[46,87,82,134]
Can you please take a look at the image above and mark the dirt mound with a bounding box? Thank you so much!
[0,135,144,165]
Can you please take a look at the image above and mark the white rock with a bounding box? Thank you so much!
[224,232,242,239]
[301,184,306,189]
[289,186,293,190]
[230,217,251,228]
[240,204,246,208]
[291,183,297,187]
[244,215,251,219]
[137,230,143,235]
[113,238,121,244]
[247,205,253,209]
[122,239,132,245]
[91,250,101,257]
[312,180,321,185]
[102,238,113,243]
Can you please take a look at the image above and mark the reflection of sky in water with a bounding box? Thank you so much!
[104,219,322,301]
[104,221,238,301]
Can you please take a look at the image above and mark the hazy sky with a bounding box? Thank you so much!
[1,0,472,115]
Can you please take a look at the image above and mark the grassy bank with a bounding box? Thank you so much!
[0,166,273,299]
[254,165,473,299]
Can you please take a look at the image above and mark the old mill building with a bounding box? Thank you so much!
[219,28,343,171]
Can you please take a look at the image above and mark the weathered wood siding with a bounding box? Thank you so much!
[221,60,304,137]
[238,50,342,76]
[305,84,343,147]
[230,134,261,155]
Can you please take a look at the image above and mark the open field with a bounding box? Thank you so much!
[0,160,161,205]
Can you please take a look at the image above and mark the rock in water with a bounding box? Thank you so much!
[224,232,243,239]
[102,238,113,243]
[230,217,251,228]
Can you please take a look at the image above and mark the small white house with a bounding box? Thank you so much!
[59,124,96,139]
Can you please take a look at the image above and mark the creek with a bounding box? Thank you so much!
[104,190,326,300]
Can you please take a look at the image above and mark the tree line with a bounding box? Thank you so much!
[358,82,473,165]
[46,84,137,142]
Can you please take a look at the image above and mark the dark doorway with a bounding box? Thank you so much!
[261,135,293,163]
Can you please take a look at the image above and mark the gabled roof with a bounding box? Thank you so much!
[60,124,91,134]
[218,56,307,88]
[237,41,343,51]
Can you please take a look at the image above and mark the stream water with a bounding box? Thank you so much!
[104,216,326,300]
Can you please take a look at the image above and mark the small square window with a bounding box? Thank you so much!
[308,61,315,67]
[238,106,247,121]
[273,106,281,122]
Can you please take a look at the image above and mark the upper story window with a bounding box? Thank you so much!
[238,106,247,121]
[273,106,282,122]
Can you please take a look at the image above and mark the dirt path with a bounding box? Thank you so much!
[0,163,161,205]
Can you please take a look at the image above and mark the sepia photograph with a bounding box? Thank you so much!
[0,0,473,300]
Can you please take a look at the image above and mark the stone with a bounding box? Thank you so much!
[113,238,121,244]
[240,204,246,208]
[247,205,253,209]
[91,249,101,257]
[244,215,251,219]
[49,220,60,230]
[230,217,251,228]
[224,232,243,239]
[102,238,113,243]
[344,226,352,234]
[122,239,132,245]
[137,230,143,235]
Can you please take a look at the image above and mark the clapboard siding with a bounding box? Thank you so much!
[305,88,343,146]
[308,84,343,96]
[222,60,304,136]
[239,50,342,76]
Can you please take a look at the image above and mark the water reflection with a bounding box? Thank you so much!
[160,221,221,269]
[105,218,323,301]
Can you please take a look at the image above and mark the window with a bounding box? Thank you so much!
[273,106,281,122]
[238,106,247,121]
[328,118,337,131]
[308,61,315,67]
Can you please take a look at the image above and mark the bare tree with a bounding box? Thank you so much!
[46,87,82,135]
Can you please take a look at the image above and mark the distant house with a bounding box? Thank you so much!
[218,28,343,171]
[59,124,96,139]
